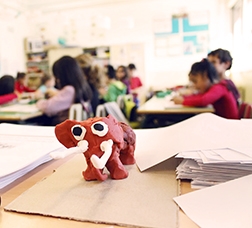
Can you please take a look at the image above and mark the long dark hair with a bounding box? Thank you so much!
[189,58,218,83]
[52,56,93,103]
[0,75,15,95]
[116,65,129,81]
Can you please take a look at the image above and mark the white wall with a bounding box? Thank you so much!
[0,14,28,76]
[0,0,232,90]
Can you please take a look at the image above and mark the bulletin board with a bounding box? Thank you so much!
[153,11,209,57]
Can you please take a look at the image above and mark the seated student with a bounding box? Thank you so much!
[15,72,35,93]
[75,53,106,114]
[35,73,57,99]
[100,64,127,102]
[128,63,143,106]
[173,59,239,119]
[36,56,93,126]
[128,63,143,90]
[0,75,19,105]
[116,65,130,94]
[207,48,240,105]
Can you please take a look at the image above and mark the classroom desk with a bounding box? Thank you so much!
[0,157,198,228]
[0,103,43,122]
[137,95,214,115]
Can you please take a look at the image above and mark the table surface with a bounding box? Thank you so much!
[137,96,214,115]
[0,156,198,228]
[0,103,43,122]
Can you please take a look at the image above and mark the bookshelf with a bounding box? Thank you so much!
[83,46,110,67]
[25,51,49,89]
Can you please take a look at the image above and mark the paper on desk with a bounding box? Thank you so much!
[135,113,252,172]
[0,123,63,189]
[0,103,39,113]
[173,174,252,228]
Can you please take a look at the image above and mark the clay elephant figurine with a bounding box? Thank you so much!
[51,114,136,181]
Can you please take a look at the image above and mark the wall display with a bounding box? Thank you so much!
[154,12,209,57]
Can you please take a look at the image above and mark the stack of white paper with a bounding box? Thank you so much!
[0,123,63,189]
[176,148,252,188]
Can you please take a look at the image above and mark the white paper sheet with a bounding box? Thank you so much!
[174,174,252,228]
[135,113,252,171]
[0,123,63,189]
[0,103,39,113]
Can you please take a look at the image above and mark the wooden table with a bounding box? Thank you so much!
[0,103,43,122]
[0,157,198,228]
[137,96,214,115]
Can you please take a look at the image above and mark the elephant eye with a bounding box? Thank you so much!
[71,125,86,141]
[91,121,108,137]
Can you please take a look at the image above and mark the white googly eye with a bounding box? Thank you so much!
[71,125,86,141]
[91,121,108,137]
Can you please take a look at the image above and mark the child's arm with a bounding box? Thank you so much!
[0,93,18,105]
[182,84,225,107]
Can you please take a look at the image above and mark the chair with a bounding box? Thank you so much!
[69,103,88,121]
[95,102,129,124]
[238,102,252,119]
[117,94,134,110]
[95,104,107,117]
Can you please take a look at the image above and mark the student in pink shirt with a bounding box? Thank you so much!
[173,59,239,119]
[36,56,93,125]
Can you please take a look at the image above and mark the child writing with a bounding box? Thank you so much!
[15,72,35,93]
[207,48,240,105]
[36,56,93,126]
[36,73,57,99]
[0,75,20,105]
[173,59,239,119]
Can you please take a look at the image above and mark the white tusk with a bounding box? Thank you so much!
[90,139,113,169]
[50,140,88,159]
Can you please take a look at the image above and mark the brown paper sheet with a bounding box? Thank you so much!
[5,154,179,228]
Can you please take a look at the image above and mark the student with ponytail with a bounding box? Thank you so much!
[173,58,239,119]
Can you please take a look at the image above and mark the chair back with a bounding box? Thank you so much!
[117,94,134,110]
[238,102,252,119]
[95,102,129,124]
[95,104,107,117]
[69,103,87,121]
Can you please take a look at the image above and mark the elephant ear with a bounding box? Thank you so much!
[54,119,79,148]
[102,115,124,146]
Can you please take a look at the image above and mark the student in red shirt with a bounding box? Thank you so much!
[15,72,35,93]
[128,63,143,90]
[207,48,240,106]
[128,63,143,106]
[0,75,19,105]
[173,59,239,119]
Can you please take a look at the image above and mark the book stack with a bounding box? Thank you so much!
[176,148,252,189]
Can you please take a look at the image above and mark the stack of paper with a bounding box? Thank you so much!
[176,148,252,188]
[134,113,252,189]
[0,123,63,189]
